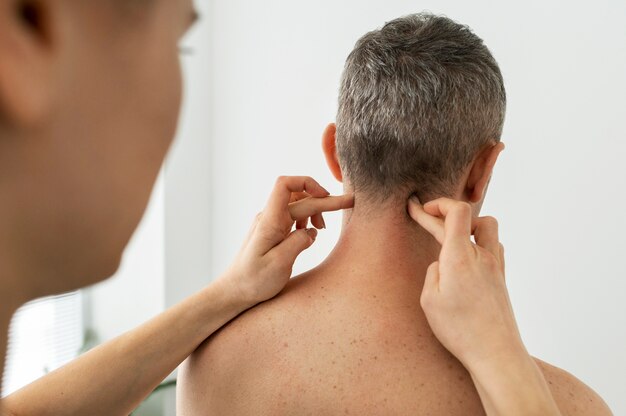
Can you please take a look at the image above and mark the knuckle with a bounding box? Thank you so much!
[483,254,501,273]
[266,252,291,274]
[483,216,499,227]
[456,201,472,213]
[485,216,499,230]
[425,197,445,206]
[275,175,288,186]
[449,254,470,269]
[257,221,287,243]
[297,228,310,241]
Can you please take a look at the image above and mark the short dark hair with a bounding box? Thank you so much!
[336,12,506,203]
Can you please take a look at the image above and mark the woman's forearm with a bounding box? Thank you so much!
[3,277,250,416]
[468,347,562,416]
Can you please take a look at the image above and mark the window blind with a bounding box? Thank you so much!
[2,291,84,397]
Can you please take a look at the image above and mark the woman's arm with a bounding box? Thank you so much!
[4,278,254,416]
[408,196,562,416]
[3,176,353,416]
[468,347,562,416]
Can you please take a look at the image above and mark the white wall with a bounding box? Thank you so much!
[207,0,626,413]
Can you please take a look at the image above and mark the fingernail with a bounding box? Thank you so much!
[306,228,318,241]
[410,194,421,204]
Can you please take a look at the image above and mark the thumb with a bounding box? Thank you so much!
[270,228,318,266]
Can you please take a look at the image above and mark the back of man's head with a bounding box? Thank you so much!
[336,13,506,204]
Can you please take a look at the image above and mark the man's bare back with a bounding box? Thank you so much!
[177,229,610,415]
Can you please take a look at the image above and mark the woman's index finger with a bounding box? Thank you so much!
[407,197,445,244]
[264,176,329,224]
[423,198,473,247]
[289,194,354,221]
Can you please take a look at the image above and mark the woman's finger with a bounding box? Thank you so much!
[408,197,445,244]
[410,197,504,263]
[268,227,318,272]
[288,194,354,221]
[295,218,308,229]
[472,216,500,260]
[310,213,326,229]
[265,176,330,226]
[291,193,321,229]
[423,198,473,249]
[290,192,311,203]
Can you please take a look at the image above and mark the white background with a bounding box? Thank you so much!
[88,0,626,414]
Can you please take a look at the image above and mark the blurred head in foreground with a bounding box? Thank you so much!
[0,0,197,302]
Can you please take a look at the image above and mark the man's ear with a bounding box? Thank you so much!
[322,123,343,182]
[465,141,505,203]
[0,0,58,127]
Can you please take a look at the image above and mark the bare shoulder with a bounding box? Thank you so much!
[176,298,278,415]
[177,276,312,415]
[533,357,613,416]
[183,274,312,371]
[178,288,284,384]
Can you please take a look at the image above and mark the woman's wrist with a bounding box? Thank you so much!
[208,272,259,316]
[170,275,255,343]
[462,336,528,374]
[467,344,561,416]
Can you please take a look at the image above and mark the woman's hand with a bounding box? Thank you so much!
[2,176,352,416]
[407,196,522,368]
[222,176,354,306]
[408,196,563,416]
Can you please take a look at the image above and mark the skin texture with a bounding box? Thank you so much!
[0,1,354,414]
[177,124,612,416]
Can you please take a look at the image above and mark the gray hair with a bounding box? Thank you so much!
[336,12,506,203]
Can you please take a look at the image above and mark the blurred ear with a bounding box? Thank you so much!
[465,141,505,203]
[0,0,59,127]
[321,123,343,182]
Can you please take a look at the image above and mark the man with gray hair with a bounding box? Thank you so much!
[178,13,611,415]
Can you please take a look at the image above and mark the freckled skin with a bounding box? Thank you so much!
[179,268,486,415]
[178,211,611,416]
[179,262,612,415]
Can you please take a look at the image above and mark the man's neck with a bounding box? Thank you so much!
[316,204,441,307]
